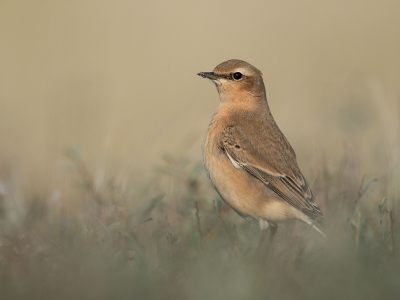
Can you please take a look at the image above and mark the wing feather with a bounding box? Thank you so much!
[221,126,324,223]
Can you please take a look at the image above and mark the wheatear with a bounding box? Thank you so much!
[198,59,324,241]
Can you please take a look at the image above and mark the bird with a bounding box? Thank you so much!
[198,59,325,242]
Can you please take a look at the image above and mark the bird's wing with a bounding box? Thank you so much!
[221,125,323,222]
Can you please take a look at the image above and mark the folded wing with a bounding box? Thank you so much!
[221,125,324,223]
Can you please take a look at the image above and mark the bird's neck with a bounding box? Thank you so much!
[217,91,270,113]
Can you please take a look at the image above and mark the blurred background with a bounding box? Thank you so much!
[1,0,399,195]
[1,1,400,299]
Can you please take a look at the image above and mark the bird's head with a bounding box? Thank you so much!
[197,59,266,102]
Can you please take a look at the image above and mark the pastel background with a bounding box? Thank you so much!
[1,1,399,194]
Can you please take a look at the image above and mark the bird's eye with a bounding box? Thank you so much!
[232,72,243,80]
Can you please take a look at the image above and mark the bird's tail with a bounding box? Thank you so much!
[310,216,326,237]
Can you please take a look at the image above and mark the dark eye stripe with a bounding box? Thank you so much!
[214,73,243,80]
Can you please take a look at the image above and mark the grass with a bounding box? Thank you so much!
[0,146,399,300]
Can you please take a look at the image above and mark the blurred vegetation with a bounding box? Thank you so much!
[1,1,400,299]
[0,133,399,300]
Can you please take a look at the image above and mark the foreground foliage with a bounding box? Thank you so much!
[0,149,399,300]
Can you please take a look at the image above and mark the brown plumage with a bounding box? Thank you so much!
[198,59,324,237]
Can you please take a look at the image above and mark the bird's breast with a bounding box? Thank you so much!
[202,116,225,182]
[202,112,263,219]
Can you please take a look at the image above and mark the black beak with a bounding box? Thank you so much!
[197,72,220,80]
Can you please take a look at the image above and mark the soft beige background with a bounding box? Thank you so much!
[1,0,399,194]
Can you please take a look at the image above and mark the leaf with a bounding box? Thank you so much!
[142,195,165,217]
[378,197,387,214]
[130,218,154,229]
[213,198,223,214]
[361,178,377,195]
